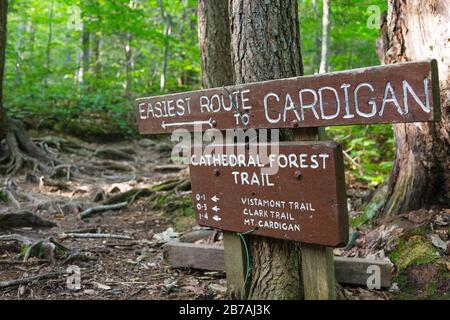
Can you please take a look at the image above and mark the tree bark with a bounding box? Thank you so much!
[319,0,330,74]
[198,0,233,88]
[0,0,52,174]
[229,0,309,300]
[44,0,55,87]
[198,1,246,299]
[0,0,8,141]
[158,0,172,93]
[124,33,133,98]
[91,32,101,77]
[80,21,90,85]
[377,0,449,216]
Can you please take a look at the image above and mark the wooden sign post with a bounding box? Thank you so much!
[136,60,440,300]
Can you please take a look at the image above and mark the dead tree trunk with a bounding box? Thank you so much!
[229,0,309,300]
[376,0,449,216]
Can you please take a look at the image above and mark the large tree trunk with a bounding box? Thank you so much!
[319,0,330,74]
[0,0,9,141]
[229,0,309,300]
[198,1,246,299]
[378,0,449,216]
[198,0,233,88]
[0,0,53,175]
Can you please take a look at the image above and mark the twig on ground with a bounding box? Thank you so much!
[59,233,133,240]
[0,271,65,288]
[0,234,35,245]
[78,201,128,219]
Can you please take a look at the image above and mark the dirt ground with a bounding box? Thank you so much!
[0,134,420,300]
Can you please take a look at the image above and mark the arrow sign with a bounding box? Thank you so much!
[212,206,220,213]
[137,60,440,135]
[161,118,214,130]
[211,195,220,202]
[213,215,221,222]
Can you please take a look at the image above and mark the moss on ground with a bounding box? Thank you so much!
[147,178,195,232]
[389,234,449,300]
[389,235,438,272]
[0,191,7,203]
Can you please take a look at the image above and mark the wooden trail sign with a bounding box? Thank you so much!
[189,141,348,247]
[136,60,440,134]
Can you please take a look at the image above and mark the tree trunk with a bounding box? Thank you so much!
[91,32,101,77]
[229,0,310,300]
[198,0,243,299]
[198,0,233,88]
[319,0,330,74]
[124,33,133,98]
[0,0,53,174]
[158,0,172,93]
[44,0,55,87]
[80,21,90,85]
[0,0,8,141]
[377,0,449,216]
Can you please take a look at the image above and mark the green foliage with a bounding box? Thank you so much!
[4,0,394,183]
[4,0,201,139]
[300,0,394,184]
[328,124,394,185]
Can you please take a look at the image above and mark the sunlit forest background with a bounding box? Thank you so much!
[3,0,391,186]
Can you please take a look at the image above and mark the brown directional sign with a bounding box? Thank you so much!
[136,60,440,134]
[188,142,348,247]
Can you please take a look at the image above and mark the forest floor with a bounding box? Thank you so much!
[0,133,448,300]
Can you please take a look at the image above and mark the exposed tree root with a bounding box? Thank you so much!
[23,237,70,262]
[0,210,57,229]
[0,120,57,176]
[79,201,128,219]
[0,234,35,246]
[94,148,135,162]
[33,136,95,156]
[103,188,155,205]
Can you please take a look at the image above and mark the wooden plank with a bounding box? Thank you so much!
[301,244,336,300]
[334,256,393,288]
[292,128,336,300]
[163,242,393,288]
[136,60,440,134]
[163,242,224,271]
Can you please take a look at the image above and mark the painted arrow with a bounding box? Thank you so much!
[212,215,221,222]
[212,206,220,213]
[161,118,214,129]
[211,195,220,202]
